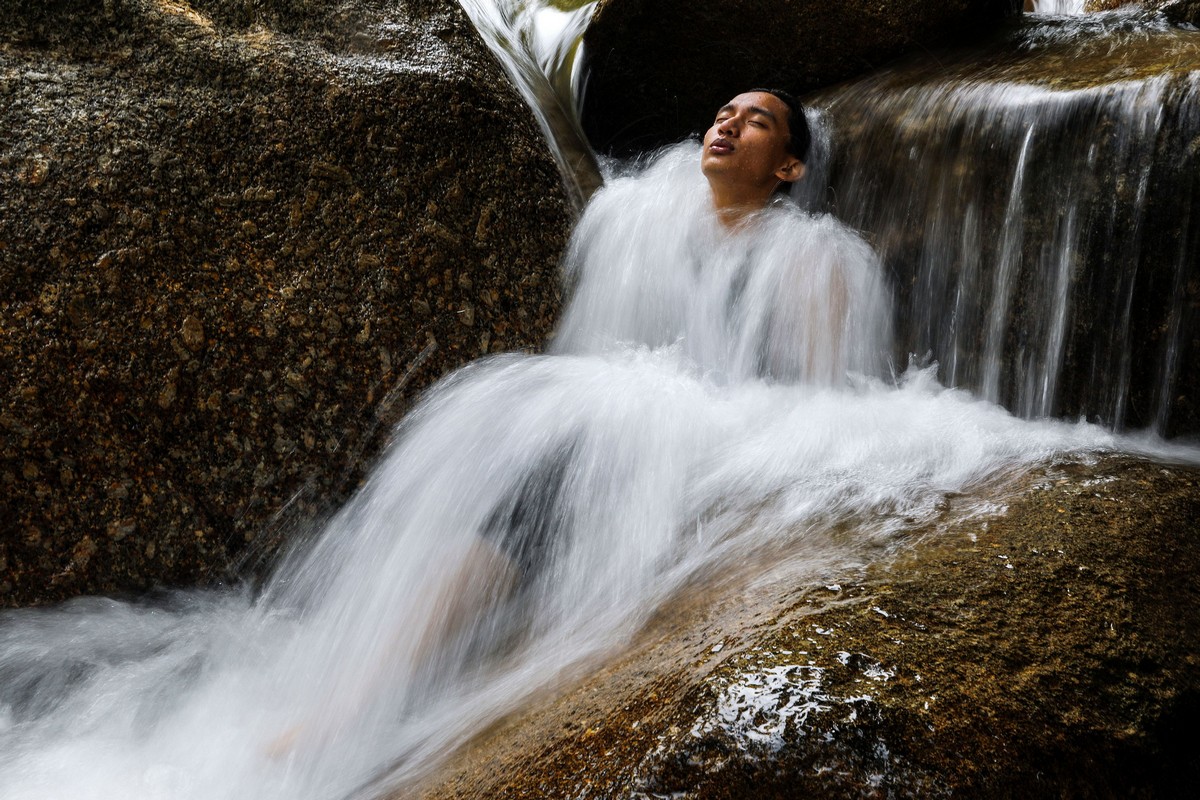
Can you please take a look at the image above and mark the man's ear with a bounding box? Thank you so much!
[776,158,805,184]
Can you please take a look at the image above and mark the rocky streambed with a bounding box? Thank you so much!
[418,456,1200,798]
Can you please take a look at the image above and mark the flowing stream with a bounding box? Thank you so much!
[1,4,1198,800]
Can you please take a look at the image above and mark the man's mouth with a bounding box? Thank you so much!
[709,137,734,155]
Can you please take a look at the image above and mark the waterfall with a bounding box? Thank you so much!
[797,13,1200,435]
[2,6,1197,800]
[456,0,601,206]
[1032,0,1087,14]
[0,143,1182,800]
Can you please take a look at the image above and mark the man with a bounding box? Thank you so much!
[458,89,819,628]
[553,86,861,384]
[701,89,811,228]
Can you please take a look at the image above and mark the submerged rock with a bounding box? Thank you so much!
[0,0,572,606]
[579,0,1023,155]
[418,456,1200,798]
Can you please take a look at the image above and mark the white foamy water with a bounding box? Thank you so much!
[0,144,1193,800]
[1032,0,1087,14]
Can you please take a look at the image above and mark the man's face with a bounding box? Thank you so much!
[701,91,803,191]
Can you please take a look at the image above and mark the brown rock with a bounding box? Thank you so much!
[417,457,1200,798]
[1161,0,1200,22]
[0,0,572,606]
[181,315,205,351]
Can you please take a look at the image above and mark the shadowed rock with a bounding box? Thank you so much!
[417,456,1200,798]
[579,0,1023,156]
[1088,1,1200,24]
[0,0,572,606]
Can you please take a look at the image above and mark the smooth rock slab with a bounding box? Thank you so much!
[417,456,1200,798]
[0,0,572,605]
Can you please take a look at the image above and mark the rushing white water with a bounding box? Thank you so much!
[1032,0,1087,14]
[554,146,893,385]
[457,0,600,205]
[4,6,1199,799]
[2,138,1186,800]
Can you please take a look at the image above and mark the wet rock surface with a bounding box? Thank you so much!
[1089,1,1200,25]
[580,0,1023,156]
[0,0,572,605]
[418,456,1200,798]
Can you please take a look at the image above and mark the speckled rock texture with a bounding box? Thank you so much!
[579,0,1024,156]
[417,457,1200,798]
[0,0,572,606]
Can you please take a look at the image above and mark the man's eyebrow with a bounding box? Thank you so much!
[714,102,779,123]
[747,105,778,123]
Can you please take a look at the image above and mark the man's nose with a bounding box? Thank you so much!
[718,117,739,136]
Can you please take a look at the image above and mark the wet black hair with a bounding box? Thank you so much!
[750,87,811,164]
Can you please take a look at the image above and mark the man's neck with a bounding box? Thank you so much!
[709,183,775,230]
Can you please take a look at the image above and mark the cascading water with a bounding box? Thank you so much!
[796,8,1200,435]
[1,6,1198,800]
[1031,0,1087,14]
[0,141,1142,800]
[456,0,600,205]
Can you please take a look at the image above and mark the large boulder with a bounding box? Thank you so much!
[418,456,1200,797]
[580,0,1023,155]
[0,0,572,606]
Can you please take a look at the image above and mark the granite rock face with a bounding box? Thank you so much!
[580,0,1023,156]
[418,457,1200,798]
[0,0,572,605]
